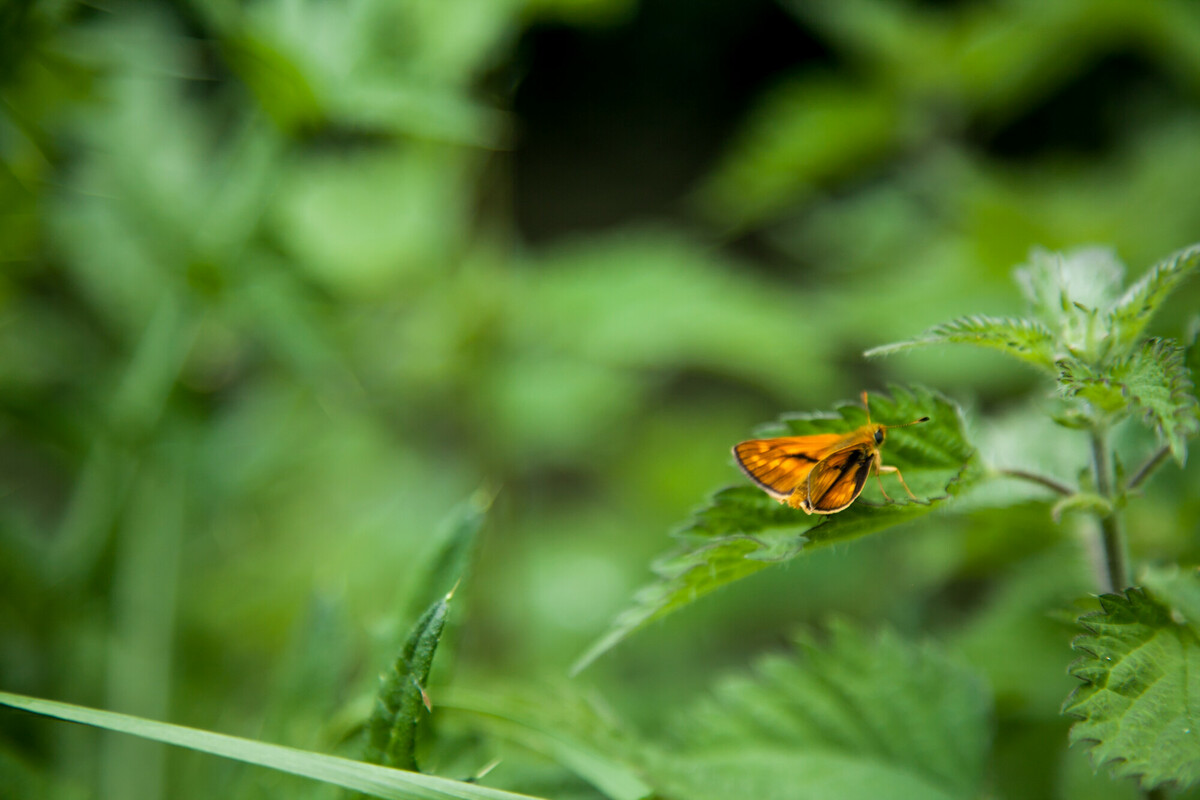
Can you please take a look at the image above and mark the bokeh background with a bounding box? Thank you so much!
[3,0,1200,798]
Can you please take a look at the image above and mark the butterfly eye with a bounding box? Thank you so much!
[874,429,885,445]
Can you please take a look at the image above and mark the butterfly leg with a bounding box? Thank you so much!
[876,463,920,502]
[872,456,896,503]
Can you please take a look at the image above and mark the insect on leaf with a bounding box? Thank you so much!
[572,386,978,673]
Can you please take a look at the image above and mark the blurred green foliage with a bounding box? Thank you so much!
[3,0,1200,798]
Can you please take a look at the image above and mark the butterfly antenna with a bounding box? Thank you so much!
[864,391,930,429]
[889,415,931,429]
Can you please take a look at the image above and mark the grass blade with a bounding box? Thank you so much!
[0,691,544,800]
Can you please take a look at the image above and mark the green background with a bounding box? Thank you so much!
[3,0,1200,797]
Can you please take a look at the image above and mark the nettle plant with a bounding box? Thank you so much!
[3,245,1199,800]
[574,243,1200,793]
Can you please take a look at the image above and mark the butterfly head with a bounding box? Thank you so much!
[861,391,930,444]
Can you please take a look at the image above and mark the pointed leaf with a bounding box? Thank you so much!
[1059,338,1200,463]
[408,489,491,620]
[1014,246,1125,360]
[864,315,1058,371]
[1063,588,1200,791]
[1014,246,1126,324]
[1108,243,1200,356]
[365,593,452,770]
[656,623,992,800]
[0,691,542,800]
[573,386,978,672]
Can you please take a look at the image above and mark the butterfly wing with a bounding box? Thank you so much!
[733,434,847,502]
[804,444,874,514]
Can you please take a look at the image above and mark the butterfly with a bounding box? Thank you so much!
[733,392,929,514]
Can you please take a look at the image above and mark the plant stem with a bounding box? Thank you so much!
[1090,428,1128,593]
[1126,444,1171,492]
[997,468,1073,496]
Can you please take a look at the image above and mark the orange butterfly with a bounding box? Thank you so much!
[733,392,929,515]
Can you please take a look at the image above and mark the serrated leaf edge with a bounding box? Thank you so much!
[1062,588,1199,792]
[1109,243,1200,352]
[865,315,1059,370]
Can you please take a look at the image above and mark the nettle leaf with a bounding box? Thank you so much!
[1141,565,1200,633]
[1014,246,1128,360]
[572,386,978,673]
[868,243,1200,370]
[1063,587,1200,791]
[1015,246,1126,323]
[1108,243,1200,356]
[365,592,452,770]
[1059,338,1200,463]
[864,315,1059,371]
[652,623,992,800]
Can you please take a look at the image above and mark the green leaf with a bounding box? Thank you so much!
[1014,246,1126,325]
[695,76,901,229]
[0,691,542,800]
[865,315,1059,371]
[653,750,960,800]
[1059,338,1200,463]
[1013,246,1126,360]
[1140,565,1200,631]
[219,33,323,132]
[408,489,492,620]
[572,386,978,672]
[1108,242,1200,356]
[655,623,992,800]
[365,592,453,770]
[1063,588,1200,791]
[439,685,653,800]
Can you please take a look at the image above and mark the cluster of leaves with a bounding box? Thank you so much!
[871,244,1200,470]
[565,243,1200,793]
[867,245,1200,790]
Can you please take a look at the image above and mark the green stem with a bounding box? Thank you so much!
[997,468,1073,496]
[1089,428,1128,593]
[1126,444,1171,492]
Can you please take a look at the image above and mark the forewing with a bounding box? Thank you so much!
[806,445,873,513]
[732,435,844,500]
